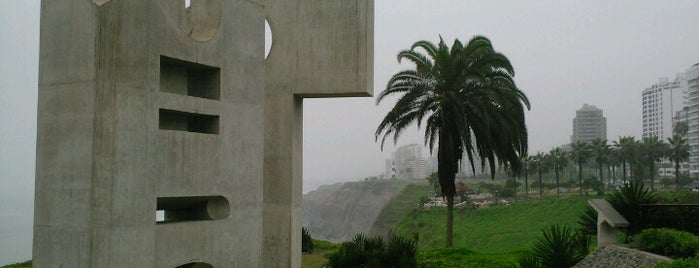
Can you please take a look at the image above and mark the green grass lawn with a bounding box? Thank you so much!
[394,194,593,253]
[0,261,31,268]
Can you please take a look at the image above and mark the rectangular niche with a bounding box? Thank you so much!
[160,55,220,100]
[159,109,219,134]
[156,195,230,224]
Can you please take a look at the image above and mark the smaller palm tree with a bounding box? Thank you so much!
[614,136,637,182]
[590,138,609,192]
[667,134,690,190]
[523,154,532,199]
[641,136,667,190]
[570,141,590,195]
[531,152,547,198]
[549,148,568,197]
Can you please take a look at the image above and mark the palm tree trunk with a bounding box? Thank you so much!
[675,161,681,190]
[555,166,560,197]
[598,162,603,192]
[578,163,583,194]
[524,168,529,200]
[649,163,655,190]
[538,170,543,198]
[622,162,627,182]
[446,194,454,247]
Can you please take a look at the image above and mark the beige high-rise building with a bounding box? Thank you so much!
[571,104,607,143]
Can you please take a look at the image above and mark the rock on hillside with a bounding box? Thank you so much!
[302,179,412,242]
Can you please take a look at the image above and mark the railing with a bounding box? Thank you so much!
[640,204,699,235]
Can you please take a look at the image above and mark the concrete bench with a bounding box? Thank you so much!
[588,199,629,247]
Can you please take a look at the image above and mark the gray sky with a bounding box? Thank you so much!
[1,0,699,263]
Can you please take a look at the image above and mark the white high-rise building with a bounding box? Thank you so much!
[391,144,427,180]
[642,74,688,140]
[686,63,699,177]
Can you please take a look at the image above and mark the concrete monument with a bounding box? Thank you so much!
[34,0,372,267]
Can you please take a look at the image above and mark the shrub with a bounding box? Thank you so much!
[0,261,32,268]
[652,256,699,268]
[325,233,417,268]
[418,248,517,268]
[608,180,659,236]
[577,204,597,236]
[519,225,590,268]
[638,228,699,258]
[302,227,313,253]
[314,239,340,256]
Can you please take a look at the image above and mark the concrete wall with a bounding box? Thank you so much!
[35,0,264,267]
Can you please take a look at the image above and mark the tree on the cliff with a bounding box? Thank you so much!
[376,36,529,247]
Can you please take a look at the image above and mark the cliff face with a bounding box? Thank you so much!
[302,179,410,242]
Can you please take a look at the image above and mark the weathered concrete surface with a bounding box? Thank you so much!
[263,0,374,267]
[35,0,264,267]
[573,245,671,268]
[589,199,629,247]
[36,0,373,267]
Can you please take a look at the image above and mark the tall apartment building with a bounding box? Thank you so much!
[686,63,699,177]
[641,75,687,140]
[390,144,427,180]
[571,104,607,143]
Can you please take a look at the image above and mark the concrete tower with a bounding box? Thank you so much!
[34,0,373,267]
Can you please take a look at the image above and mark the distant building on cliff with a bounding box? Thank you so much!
[386,144,427,180]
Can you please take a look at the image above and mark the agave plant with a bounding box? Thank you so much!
[608,180,659,236]
[302,227,313,253]
[326,233,417,268]
[519,225,590,268]
[577,205,598,237]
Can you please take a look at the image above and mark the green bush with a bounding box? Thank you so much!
[519,225,590,268]
[417,248,518,268]
[657,191,699,204]
[0,261,31,268]
[608,180,659,237]
[325,234,417,268]
[302,227,314,253]
[652,256,699,268]
[638,228,699,258]
[577,204,597,236]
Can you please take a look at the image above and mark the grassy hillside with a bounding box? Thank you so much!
[394,194,593,253]
[369,181,432,237]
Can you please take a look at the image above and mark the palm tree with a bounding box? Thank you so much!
[530,152,547,198]
[375,36,529,247]
[607,147,621,187]
[570,141,590,194]
[614,136,636,182]
[666,134,689,190]
[590,138,609,192]
[549,148,568,197]
[522,154,532,199]
[641,136,667,190]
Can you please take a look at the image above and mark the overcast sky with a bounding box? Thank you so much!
[1,0,699,263]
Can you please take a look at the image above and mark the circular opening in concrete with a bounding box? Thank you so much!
[206,195,230,220]
[265,19,273,60]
